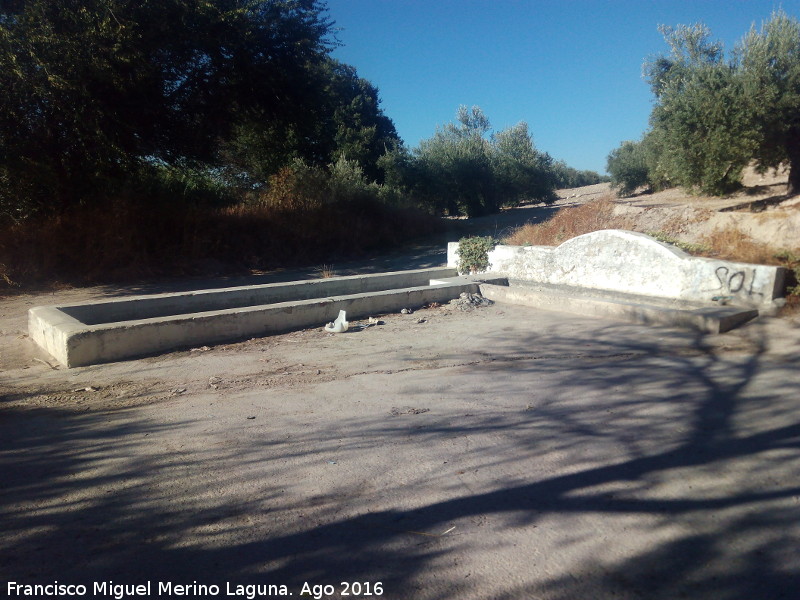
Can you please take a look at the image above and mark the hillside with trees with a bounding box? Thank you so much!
[607,11,800,197]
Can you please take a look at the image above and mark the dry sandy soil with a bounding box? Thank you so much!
[579,166,800,250]
[2,178,800,599]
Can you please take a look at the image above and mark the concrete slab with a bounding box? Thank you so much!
[479,281,759,334]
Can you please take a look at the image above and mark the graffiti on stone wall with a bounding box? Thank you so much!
[713,266,764,299]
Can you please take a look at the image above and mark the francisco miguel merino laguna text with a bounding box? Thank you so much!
[7,581,293,599]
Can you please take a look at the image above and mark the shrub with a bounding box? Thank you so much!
[457,236,498,274]
[607,140,650,196]
[259,161,329,211]
[327,155,381,204]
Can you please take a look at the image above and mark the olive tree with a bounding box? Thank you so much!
[643,24,759,195]
[737,10,800,195]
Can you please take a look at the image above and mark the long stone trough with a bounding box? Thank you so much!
[29,267,501,368]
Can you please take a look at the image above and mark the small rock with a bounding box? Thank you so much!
[390,406,431,416]
[400,308,413,314]
[416,318,427,324]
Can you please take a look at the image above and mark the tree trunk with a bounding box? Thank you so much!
[786,131,800,197]
[789,160,800,197]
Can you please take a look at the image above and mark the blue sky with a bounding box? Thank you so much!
[328,0,800,174]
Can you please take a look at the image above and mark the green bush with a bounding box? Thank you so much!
[607,140,650,196]
[328,155,381,204]
[775,250,800,297]
[457,236,498,274]
[259,161,329,212]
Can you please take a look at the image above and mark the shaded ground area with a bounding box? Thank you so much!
[2,299,800,598]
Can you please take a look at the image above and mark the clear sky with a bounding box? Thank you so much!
[328,0,800,174]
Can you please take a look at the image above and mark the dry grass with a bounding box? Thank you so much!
[502,198,800,303]
[0,198,441,291]
[694,228,799,304]
[504,196,632,246]
[697,227,779,264]
[316,264,336,278]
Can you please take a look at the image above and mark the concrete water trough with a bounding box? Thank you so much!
[29,267,505,368]
[449,229,788,334]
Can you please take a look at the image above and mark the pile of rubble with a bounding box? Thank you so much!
[448,292,493,311]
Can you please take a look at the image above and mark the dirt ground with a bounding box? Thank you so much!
[606,166,800,249]
[2,183,800,599]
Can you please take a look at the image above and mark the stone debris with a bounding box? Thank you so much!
[400,308,413,314]
[449,292,494,311]
[390,406,431,416]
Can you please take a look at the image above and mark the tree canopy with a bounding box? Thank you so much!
[608,11,800,197]
[737,11,800,193]
[384,106,556,217]
[0,0,400,218]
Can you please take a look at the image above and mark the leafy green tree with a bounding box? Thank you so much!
[635,14,800,197]
[408,106,556,217]
[0,0,336,216]
[413,106,498,216]
[650,66,759,195]
[221,58,400,185]
[643,24,759,195]
[324,60,400,182]
[737,11,800,195]
[492,122,557,205]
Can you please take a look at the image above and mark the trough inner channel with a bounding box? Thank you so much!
[59,269,456,325]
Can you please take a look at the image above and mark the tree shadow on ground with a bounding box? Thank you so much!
[1,321,799,599]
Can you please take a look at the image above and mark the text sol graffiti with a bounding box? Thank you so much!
[714,266,764,299]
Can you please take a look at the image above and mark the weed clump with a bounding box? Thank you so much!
[457,236,498,274]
